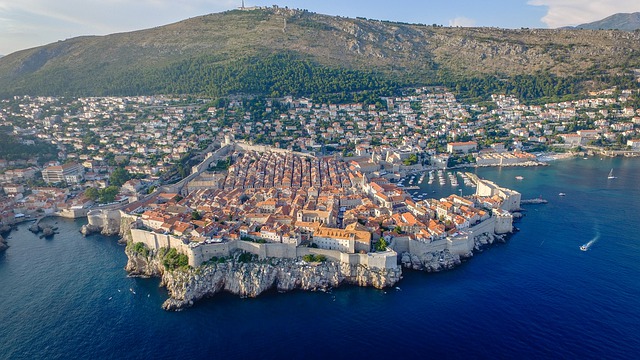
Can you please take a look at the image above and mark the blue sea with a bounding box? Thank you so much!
[1,157,639,359]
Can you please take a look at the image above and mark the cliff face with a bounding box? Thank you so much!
[118,214,137,244]
[400,250,462,272]
[399,233,507,271]
[125,247,402,311]
[0,235,8,252]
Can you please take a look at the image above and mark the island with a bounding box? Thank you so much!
[86,143,521,310]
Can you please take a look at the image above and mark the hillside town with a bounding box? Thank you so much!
[0,86,639,225]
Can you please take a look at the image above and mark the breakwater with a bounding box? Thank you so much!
[520,198,548,204]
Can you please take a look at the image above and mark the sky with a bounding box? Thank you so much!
[0,0,639,56]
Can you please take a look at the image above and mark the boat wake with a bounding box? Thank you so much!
[580,235,599,251]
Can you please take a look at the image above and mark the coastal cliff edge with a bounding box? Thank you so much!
[125,245,402,311]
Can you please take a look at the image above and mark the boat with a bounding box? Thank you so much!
[607,168,617,179]
[559,193,566,196]
[515,176,524,180]
[581,236,598,251]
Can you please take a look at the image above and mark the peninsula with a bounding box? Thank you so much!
[90,142,521,310]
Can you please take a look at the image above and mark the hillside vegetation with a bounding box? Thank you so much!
[0,8,639,100]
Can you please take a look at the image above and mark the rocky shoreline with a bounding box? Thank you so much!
[125,246,402,311]
[124,231,511,311]
[399,233,507,271]
[0,235,8,252]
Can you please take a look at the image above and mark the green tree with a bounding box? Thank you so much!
[98,186,119,203]
[109,167,131,187]
[162,248,190,270]
[376,238,388,252]
[84,187,99,201]
[402,153,418,166]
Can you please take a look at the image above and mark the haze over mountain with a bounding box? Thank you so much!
[0,7,638,100]
[567,12,640,31]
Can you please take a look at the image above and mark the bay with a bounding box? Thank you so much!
[1,157,639,359]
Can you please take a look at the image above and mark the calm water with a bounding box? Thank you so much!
[1,157,639,359]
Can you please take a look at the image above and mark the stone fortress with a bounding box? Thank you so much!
[84,145,521,309]
[87,144,519,273]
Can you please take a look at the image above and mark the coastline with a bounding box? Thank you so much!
[125,246,402,310]
[122,215,517,310]
[0,235,7,252]
[122,228,515,310]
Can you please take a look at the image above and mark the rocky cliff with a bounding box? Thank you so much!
[0,235,8,252]
[399,233,507,271]
[125,246,402,311]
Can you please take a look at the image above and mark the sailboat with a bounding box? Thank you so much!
[607,168,617,179]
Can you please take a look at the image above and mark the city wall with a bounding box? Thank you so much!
[58,207,89,219]
[234,142,314,158]
[129,229,397,270]
[390,217,499,257]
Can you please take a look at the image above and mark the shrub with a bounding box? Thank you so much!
[162,248,190,270]
[302,254,327,262]
[238,252,255,263]
[128,241,149,257]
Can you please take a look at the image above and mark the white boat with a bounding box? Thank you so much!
[580,245,588,251]
[607,169,617,179]
[515,176,524,180]
[559,193,566,196]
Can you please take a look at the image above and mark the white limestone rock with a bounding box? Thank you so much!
[125,248,402,311]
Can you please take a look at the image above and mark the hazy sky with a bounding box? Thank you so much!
[1,0,638,55]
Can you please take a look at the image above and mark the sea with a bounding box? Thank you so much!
[1,157,639,360]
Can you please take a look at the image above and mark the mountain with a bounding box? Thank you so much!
[569,12,640,31]
[0,7,639,100]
